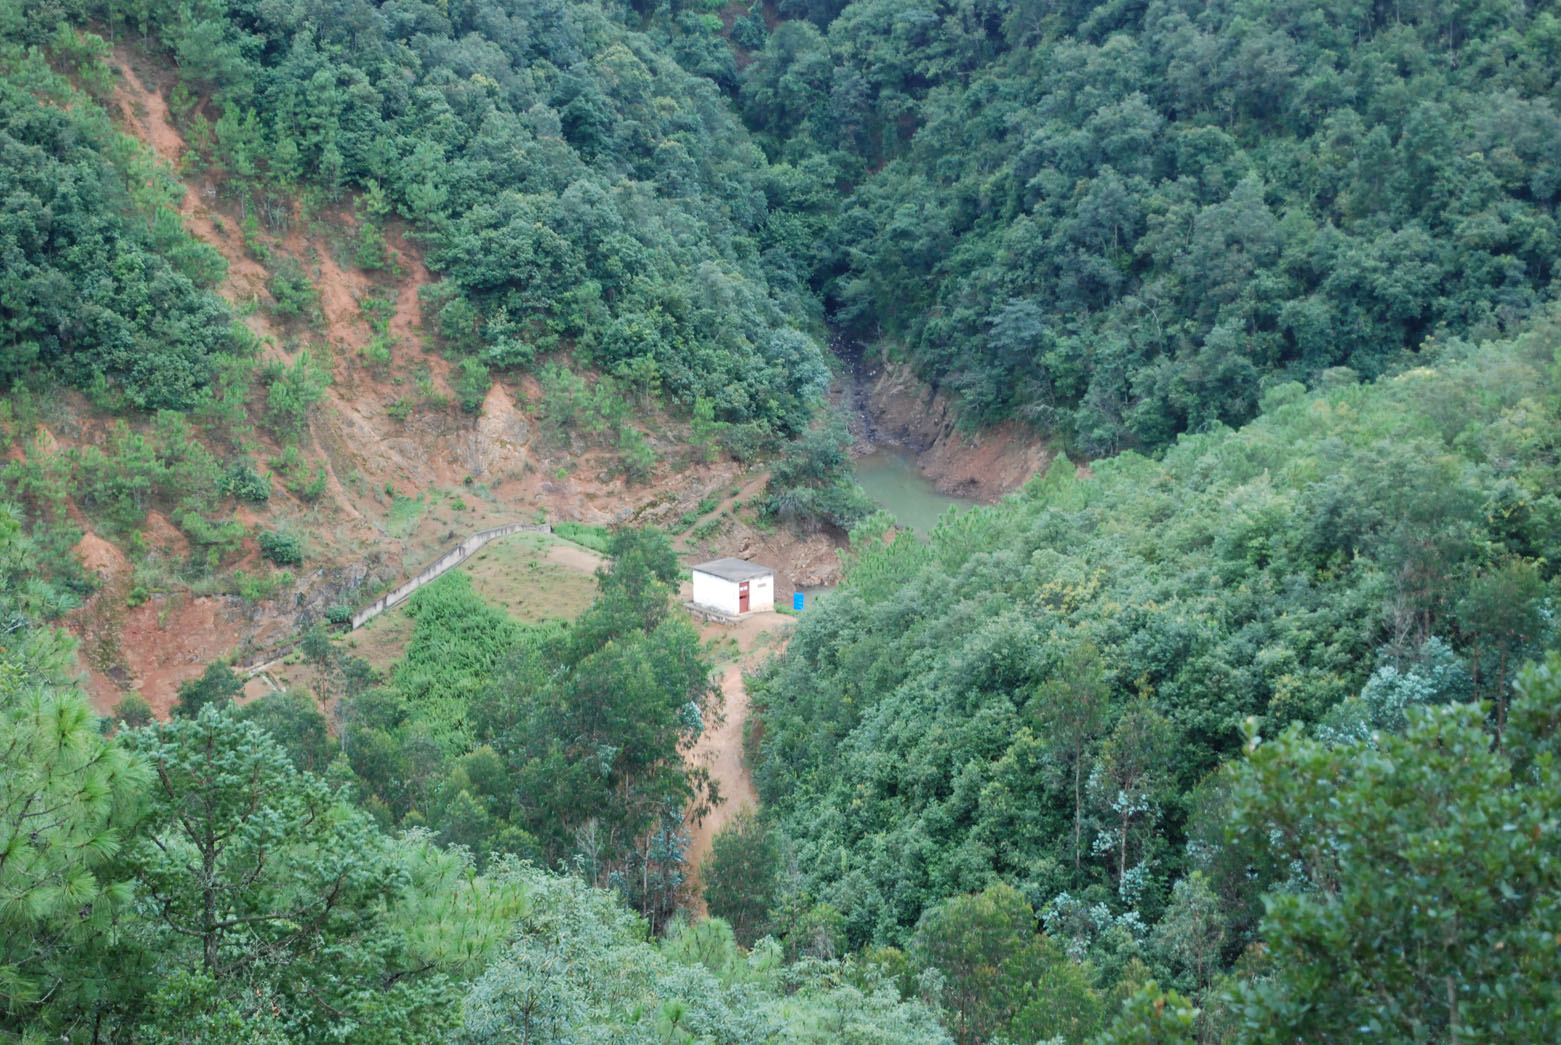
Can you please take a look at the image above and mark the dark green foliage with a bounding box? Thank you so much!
[265,256,319,323]
[750,314,1561,1018]
[0,45,232,409]
[219,459,270,504]
[170,661,242,718]
[743,0,1561,452]
[0,494,946,1042]
[764,416,875,531]
[233,688,334,775]
[340,530,713,929]
[112,692,154,728]
[912,884,1103,1045]
[257,528,304,566]
[704,809,780,947]
[83,0,829,439]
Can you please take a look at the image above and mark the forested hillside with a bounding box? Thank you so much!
[4,0,1561,1042]
[736,0,1561,451]
[7,0,829,442]
[0,512,953,1041]
[737,312,1561,1039]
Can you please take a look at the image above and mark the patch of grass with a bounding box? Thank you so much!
[341,534,598,672]
[690,517,724,542]
[386,493,425,538]
[463,534,598,623]
[553,521,612,554]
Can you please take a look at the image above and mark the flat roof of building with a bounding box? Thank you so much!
[691,557,774,582]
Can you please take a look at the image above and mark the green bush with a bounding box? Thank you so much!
[220,461,271,504]
[260,352,329,439]
[112,692,154,728]
[266,257,318,322]
[354,219,389,271]
[233,568,294,603]
[553,521,612,554]
[455,357,490,413]
[257,529,304,566]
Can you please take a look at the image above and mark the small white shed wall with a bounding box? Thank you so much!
[692,570,740,615]
[692,571,775,615]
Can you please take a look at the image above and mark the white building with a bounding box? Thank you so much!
[691,558,774,616]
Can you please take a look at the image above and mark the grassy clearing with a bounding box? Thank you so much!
[338,532,598,672]
[464,532,598,621]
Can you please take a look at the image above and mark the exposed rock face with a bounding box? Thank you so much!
[857,353,1056,501]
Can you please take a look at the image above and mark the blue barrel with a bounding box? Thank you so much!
[793,592,805,611]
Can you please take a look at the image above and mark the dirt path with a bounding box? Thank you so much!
[685,611,793,907]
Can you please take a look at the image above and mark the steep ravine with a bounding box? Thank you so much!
[839,338,1058,502]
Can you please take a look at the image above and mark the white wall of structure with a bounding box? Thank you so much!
[692,570,774,615]
[692,570,739,615]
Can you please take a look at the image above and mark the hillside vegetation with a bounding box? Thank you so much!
[736,0,1561,451]
[741,312,1561,1039]
[73,0,827,440]
[3,0,1561,1043]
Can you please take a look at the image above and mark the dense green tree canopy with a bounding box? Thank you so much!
[61,0,832,438]
[749,310,1560,1033]
[738,0,1561,452]
[0,47,232,409]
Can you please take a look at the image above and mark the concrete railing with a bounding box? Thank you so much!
[235,522,553,676]
[349,522,551,629]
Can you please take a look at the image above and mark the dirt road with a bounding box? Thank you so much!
[685,611,793,898]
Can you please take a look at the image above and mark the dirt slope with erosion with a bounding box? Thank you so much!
[60,53,840,715]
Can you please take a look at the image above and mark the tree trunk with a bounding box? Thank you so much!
[1072,756,1083,871]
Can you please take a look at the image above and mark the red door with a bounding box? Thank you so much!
[738,581,750,613]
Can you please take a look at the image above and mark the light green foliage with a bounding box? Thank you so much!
[1219,661,1561,1042]
[750,315,1561,1026]
[260,350,329,440]
[460,866,951,1045]
[269,444,329,502]
[0,643,146,1035]
[387,570,521,756]
[353,218,390,271]
[456,356,491,414]
[120,708,456,1040]
[555,520,613,554]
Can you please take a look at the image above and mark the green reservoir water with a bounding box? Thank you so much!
[852,446,976,535]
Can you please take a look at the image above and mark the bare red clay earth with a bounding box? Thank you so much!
[59,52,846,714]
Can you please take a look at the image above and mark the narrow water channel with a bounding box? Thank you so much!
[851,444,975,535]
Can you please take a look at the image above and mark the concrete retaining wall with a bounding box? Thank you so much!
[349,522,551,629]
